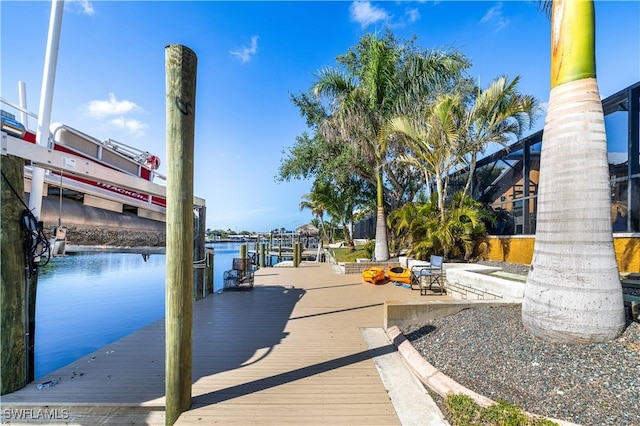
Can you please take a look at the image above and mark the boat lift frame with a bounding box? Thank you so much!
[2,131,205,210]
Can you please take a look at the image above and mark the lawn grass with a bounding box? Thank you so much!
[329,246,371,263]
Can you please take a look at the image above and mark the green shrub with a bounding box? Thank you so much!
[362,240,375,259]
[444,393,559,426]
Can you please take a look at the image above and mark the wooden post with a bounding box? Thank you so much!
[1,155,29,394]
[259,243,265,268]
[205,248,214,296]
[193,205,206,300]
[298,242,303,264]
[293,243,299,267]
[278,236,282,263]
[165,44,197,426]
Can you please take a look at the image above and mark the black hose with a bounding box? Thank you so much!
[1,170,51,272]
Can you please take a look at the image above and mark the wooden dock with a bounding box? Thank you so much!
[1,261,449,425]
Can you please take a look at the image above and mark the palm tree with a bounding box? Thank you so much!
[309,179,357,248]
[459,75,538,198]
[384,93,465,222]
[521,0,625,343]
[313,34,398,261]
[299,193,328,240]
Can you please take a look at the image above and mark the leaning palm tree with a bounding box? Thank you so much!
[521,0,625,343]
[384,93,465,223]
[459,75,538,199]
[309,179,357,248]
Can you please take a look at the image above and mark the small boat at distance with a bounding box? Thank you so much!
[362,266,386,284]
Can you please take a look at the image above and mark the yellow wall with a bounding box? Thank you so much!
[615,237,640,273]
[483,235,640,273]
[483,236,535,265]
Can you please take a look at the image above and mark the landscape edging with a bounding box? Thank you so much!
[385,325,581,426]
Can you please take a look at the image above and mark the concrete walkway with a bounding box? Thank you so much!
[1,261,450,425]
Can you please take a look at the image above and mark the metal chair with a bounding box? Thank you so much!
[410,255,445,295]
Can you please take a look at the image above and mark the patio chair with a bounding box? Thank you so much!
[410,255,445,295]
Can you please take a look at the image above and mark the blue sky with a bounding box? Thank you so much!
[2,1,639,232]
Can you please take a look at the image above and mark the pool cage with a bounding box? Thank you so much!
[451,81,640,236]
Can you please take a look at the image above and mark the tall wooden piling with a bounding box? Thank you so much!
[193,205,206,300]
[205,248,214,295]
[1,155,28,394]
[165,44,197,426]
[293,243,300,267]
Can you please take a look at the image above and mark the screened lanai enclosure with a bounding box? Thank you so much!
[452,81,640,236]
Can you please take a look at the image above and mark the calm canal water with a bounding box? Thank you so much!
[34,242,244,379]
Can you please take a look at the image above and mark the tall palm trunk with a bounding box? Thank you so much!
[374,164,390,261]
[522,0,625,343]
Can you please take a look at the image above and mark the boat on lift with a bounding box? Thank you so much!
[1,108,167,215]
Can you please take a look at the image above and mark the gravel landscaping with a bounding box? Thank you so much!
[402,295,640,425]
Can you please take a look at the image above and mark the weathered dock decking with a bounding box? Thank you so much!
[1,261,449,425]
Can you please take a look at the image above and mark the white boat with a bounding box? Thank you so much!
[2,107,168,220]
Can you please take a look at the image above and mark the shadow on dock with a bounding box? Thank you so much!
[1,285,305,422]
[2,261,436,425]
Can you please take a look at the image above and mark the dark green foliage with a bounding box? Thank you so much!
[388,191,494,260]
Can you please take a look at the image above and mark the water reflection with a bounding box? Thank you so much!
[35,243,242,378]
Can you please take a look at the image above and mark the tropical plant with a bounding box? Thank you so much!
[362,240,375,260]
[384,93,465,222]
[387,200,419,255]
[458,75,539,198]
[388,191,493,260]
[299,193,328,240]
[283,32,471,261]
[313,33,399,261]
[388,195,439,260]
[306,178,361,248]
[440,192,495,259]
[521,0,625,343]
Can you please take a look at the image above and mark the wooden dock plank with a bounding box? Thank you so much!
[1,261,448,424]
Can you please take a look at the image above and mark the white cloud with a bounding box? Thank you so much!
[538,101,549,114]
[350,1,390,28]
[405,8,421,24]
[66,0,95,16]
[83,94,147,137]
[85,93,142,118]
[480,2,510,32]
[230,35,259,63]
[109,117,147,137]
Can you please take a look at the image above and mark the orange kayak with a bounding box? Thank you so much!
[362,266,386,284]
[386,266,411,284]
